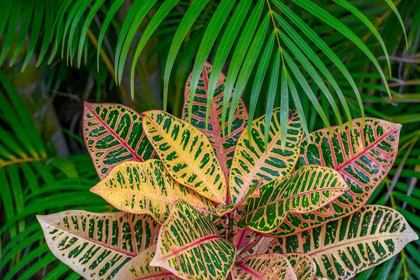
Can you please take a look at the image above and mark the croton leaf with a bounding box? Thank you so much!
[37,211,160,279]
[182,61,248,183]
[272,118,401,237]
[114,244,181,279]
[142,110,227,204]
[237,165,349,233]
[239,236,274,259]
[229,109,303,204]
[216,179,262,216]
[284,253,316,280]
[266,205,418,279]
[231,253,296,280]
[83,102,156,179]
[90,159,217,224]
[233,228,262,252]
[150,200,236,280]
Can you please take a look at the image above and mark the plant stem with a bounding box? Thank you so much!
[227,214,234,243]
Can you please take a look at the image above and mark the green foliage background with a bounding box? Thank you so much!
[0,0,419,279]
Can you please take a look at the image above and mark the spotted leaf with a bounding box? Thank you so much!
[150,201,236,280]
[231,253,296,280]
[90,159,217,224]
[272,118,401,237]
[284,253,316,280]
[114,244,181,279]
[229,109,303,204]
[266,205,418,279]
[142,110,227,204]
[182,61,248,185]
[83,102,156,179]
[37,211,160,279]
[237,165,349,233]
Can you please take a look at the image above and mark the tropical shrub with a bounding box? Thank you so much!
[37,64,417,279]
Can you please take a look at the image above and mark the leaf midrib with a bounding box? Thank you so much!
[235,112,295,202]
[39,216,137,258]
[157,234,222,261]
[144,114,225,204]
[333,124,400,172]
[308,232,410,256]
[87,105,143,162]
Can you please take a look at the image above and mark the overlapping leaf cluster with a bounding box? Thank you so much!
[38,64,417,280]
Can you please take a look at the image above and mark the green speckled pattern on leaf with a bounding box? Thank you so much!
[37,211,160,280]
[83,102,156,179]
[266,205,418,279]
[272,118,401,237]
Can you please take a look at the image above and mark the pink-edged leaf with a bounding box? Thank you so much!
[90,160,217,224]
[236,165,349,233]
[233,228,262,252]
[150,200,236,280]
[231,253,297,280]
[265,205,417,279]
[115,244,181,279]
[182,61,248,187]
[239,237,274,259]
[37,211,160,279]
[216,179,263,216]
[284,253,316,280]
[271,118,401,237]
[229,109,303,204]
[83,102,156,179]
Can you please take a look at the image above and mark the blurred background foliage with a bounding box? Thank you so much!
[0,0,419,279]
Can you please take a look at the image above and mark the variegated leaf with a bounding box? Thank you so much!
[150,201,236,280]
[231,253,297,280]
[229,109,303,204]
[182,61,248,184]
[90,160,217,224]
[37,211,160,279]
[239,237,274,259]
[285,253,316,280]
[114,244,181,279]
[142,110,227,204]
[216,180,262,216]
[83,102,156,179]
[237,165,349,233]
[266,205,418,279]
[272,118,401,237]
[233,228,261,252]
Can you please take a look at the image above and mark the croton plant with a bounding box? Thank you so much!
[38,62,417,280]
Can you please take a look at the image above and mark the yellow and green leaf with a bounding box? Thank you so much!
[114,244,181,279]
[83,102,156,179]
[150,201,236,280]
[90,159,217,224]
[37,211,160,279]
[272,118,401,237]
[216,179,262,216]
[284,253,316,280]
[231,253,296,280]
[266,205,418,279]
[229,109,303,204]
[182,61,248,183]
[237,165,349,233]
[142,110,227,204]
